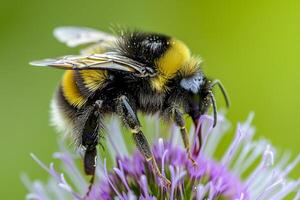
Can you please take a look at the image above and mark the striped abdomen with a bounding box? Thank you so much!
[50,70,108,136]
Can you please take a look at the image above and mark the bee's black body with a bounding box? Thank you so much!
[32,27,229,184]
[55,31,200,135]
[116,32,171,67]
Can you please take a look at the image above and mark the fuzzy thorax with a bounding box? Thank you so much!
[151,39,191,92]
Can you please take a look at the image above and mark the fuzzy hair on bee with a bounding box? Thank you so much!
[30,26,230,188]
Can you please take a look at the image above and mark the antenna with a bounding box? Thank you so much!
[211,79,230,108]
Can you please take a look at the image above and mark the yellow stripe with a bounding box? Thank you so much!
[152,38,191,91]
[151,75,169,92]
[179,57,201,77]
[80,70,108,92]
[62,71,87,108]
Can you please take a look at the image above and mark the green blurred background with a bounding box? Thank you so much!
[0,0,299,199]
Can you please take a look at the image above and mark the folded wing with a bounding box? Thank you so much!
[30,52,153,77]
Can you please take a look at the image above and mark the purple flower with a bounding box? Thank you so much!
[23,113,300,199]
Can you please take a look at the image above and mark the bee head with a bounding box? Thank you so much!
[181,73,230,127]
[199,79,230,127]
[198,79,214,115]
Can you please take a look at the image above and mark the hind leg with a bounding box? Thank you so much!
[81,100,104,176]
[80,100,104,198]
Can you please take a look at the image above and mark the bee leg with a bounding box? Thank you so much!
[117,95,171,187]
[172,106,198,166]
[84,147,96,197]
[81,100,103,196]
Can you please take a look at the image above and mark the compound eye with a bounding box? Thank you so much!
[180,73,204,93]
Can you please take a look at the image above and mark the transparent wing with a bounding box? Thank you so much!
[80,41,113,55]
[53,26,117,47]
[30,52,153,77]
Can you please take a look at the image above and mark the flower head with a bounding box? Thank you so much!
[24,113,300,200]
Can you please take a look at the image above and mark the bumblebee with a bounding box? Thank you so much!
[31,27,230,186]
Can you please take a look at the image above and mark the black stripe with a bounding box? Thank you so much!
[116,31,171,68]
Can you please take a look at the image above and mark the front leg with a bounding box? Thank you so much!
[171,105,197,165]
[116,95,170,187]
